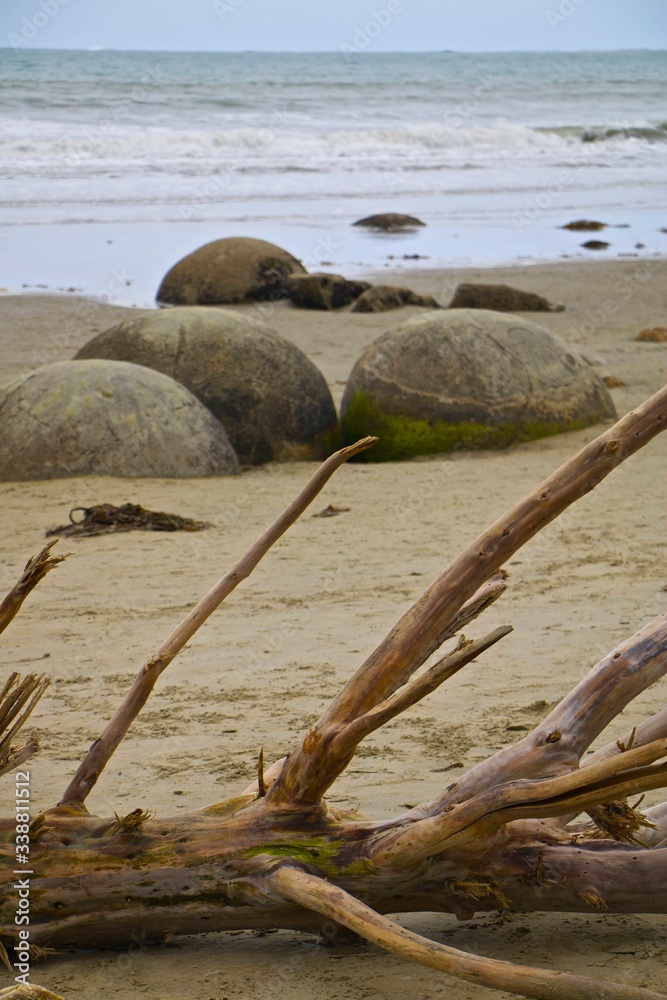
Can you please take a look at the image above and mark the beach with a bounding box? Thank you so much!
[1,256,666,999]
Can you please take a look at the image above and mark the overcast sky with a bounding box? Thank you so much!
[2,0,666,52]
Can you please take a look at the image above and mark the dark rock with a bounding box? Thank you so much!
[75,307,338,465]
[448,283,563,313]
[156,237,306,306]
[581,240,610,250]
[352,213,426,231]
[0,360,240,480]
[340,309,616,461]
[284,273,370,310]
[561,220,607,231]
[351,285,441,313]
[635,327,667,343]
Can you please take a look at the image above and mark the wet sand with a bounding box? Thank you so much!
[0,258,666,998]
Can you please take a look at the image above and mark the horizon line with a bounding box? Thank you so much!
[2,45,666,54]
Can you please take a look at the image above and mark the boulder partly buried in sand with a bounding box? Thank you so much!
[0,359,240,480]
[156,237,306,305]
[352,213,426,231]
[285,273,371,310]
[448,283,563,313]
[75,308,338,465]
[351,285,441,313]
[340,309,616,461]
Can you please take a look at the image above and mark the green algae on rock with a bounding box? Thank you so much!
[340,309,616,461]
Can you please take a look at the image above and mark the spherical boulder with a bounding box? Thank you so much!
[0,360,240,480]
[352,213,426,231]
[340,309,616,461]
[156,237,306,306]
[75,308,338,465]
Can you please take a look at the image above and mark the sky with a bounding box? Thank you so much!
[1,0,666,52]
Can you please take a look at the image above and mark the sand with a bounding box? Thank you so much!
[0,258,666,999]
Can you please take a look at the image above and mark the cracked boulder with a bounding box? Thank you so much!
[340,309,616,461]
[0,359,240,480]
[156,237,306,306]
[75,308,338,465]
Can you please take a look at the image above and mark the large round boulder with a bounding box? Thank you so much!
[156,237,306,305]
[340,309,616,461]
[0,360,240,480]
[75,308,338,465]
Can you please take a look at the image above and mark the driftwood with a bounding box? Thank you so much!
[1,388,667,1000]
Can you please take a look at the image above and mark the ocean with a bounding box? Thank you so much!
[1,48,665,304]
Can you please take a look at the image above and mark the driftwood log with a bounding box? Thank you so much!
[1,386,667,1000]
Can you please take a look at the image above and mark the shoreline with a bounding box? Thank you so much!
[2,209,665,308]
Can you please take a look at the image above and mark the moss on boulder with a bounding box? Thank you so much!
[340,309,616,461]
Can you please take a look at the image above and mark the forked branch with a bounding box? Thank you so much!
[423,613,667,814]
[59,436,376,806]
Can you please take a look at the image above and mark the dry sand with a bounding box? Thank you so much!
[0,258,666,999]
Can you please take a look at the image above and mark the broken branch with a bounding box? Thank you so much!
[269,866,664,1000]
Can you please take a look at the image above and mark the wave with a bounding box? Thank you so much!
[581,124,667,143]
[2,118,665,166]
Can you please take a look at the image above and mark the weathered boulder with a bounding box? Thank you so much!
[285,273,371,310]
[156,237,306,305]
[340,309,616,461]
[75,308,338,465]
[351,285,441,313]
[352,213,426,231]
[0,360,240,480]
[448,283,563,313]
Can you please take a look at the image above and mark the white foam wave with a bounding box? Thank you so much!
[1,119,664,178]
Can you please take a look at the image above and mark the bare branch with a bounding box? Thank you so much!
[59,436,376,807]
[0,987,65,999]
[421,613,667,816]
[268,867,666,1000]
[374,737,667,865]
[270,386,667,806]
[0,541,66,637]
[334,625,512,756]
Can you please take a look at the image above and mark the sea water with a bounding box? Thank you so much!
[1,49,665,303]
